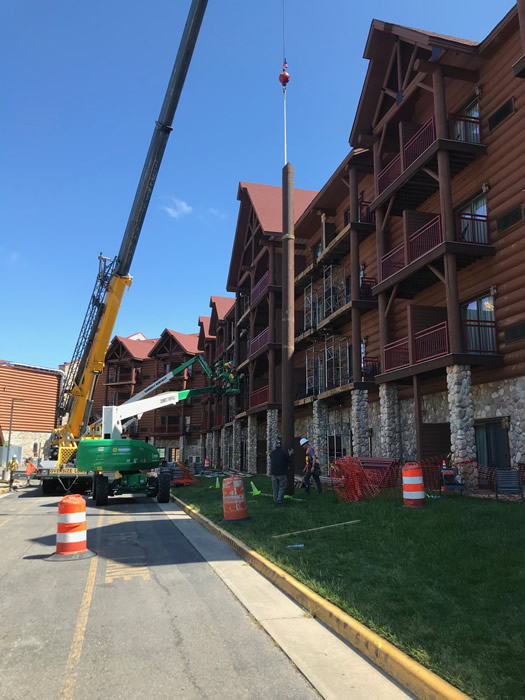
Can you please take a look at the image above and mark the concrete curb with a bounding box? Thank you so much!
[172,494,469,700]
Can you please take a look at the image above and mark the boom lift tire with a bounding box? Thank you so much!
[156,470,171,503]
[95,474,109,506]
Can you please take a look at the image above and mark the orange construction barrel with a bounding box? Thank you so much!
[204,457,210,469]
[48,494,95,561]
[402,462,426,508]
[222,476,249,521]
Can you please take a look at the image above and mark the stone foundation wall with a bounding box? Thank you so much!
[399,399,417,463]
[247,415,257,472]
[266,408,279,474]
[313,400,328,473]
[6,430,51,464]
[368,400,381,456]
[351,389,369,457]
[447,365,477,492]
[379,384,401,458]
[212,431,220,468]
[206,432,213,465]
[232,418,242,470]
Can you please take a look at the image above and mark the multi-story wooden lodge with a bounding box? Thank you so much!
[198,5,525,487]
[91,330,206,464]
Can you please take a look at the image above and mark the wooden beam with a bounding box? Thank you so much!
[427,264,446,284]
[417,81,434,93]
[382,87,398,100]
[396,39,403,91]
[413,59,480,82]
[373,43,398,128]
[384,283,399,319]
[422,167,439,182]
[402,45,418,90]
[373,72,426,136]
[381,196,394,234]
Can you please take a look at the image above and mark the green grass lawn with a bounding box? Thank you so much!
[176,475,525,700]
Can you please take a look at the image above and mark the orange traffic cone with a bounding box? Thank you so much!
[48,494,95,561]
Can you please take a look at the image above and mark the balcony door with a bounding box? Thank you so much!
[461,294,496,353]
[456,193,487,243]
[451,98,480,143]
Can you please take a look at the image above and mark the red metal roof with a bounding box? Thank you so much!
[210,296,235,321]
[198,316,213,339]
[164,330,201,355]
[238,182,318,234]
[114,336,158,360]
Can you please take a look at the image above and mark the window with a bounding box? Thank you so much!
[488,98,514,132]
[456,193,487,243]
[451,98,480,143]
[158,448,166,459]
[475,419,509,468]
[461,294,496,353]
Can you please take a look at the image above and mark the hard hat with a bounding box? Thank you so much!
[275,439,281,447]
[300,438,309,446]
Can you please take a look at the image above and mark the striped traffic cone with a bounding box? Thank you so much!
[215,477,220,489]
[48,494,95,561]
[250,481,261,496]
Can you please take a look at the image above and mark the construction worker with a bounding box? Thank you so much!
[8,456,18,491]
[300,438,322,494]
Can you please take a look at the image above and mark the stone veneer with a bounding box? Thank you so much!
[212,430,220,468]
[447,364,477,491]
[205,431,213,466]
[379,384,401,458]
[7,430,52,463]
[368,400,381,456]
[247,415,257,472]
[351,389,369,457]
[266,408,279,474]
[232,418,242,470]
[312,400,328,473]
[220,426,233,470]
[178,435,187,464]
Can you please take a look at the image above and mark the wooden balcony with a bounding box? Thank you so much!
[249,385,269,409]
[250,270,270,305]
[153,423,184,436]
[250,327,270,356]
[376,214,492,296]
[379,320,501,382]
[373,115,485,215]
[316,278,378,332]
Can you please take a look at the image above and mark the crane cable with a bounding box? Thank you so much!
[278,0,290,164]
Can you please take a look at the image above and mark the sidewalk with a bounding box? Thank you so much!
[159,500,413,700]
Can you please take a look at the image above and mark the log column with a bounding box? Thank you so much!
[349,166,362,382]
[373,140,389,369]
[433,66,462,354]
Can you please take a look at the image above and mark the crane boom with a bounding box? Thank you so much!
[55,0,208,447]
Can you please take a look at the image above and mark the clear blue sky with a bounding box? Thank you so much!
[2,0,515,370]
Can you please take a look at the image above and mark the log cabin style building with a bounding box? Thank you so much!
[197,5,525,488]
[91,330,206,464]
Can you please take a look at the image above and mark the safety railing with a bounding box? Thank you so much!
[359,201,375,224]
[449,114,481,144]
[462,320,497,354]
[249,385,269,408]
[377,154,401,194]
[403,117,436,169]
[383,338,410,371]
[408,215,443,262]
[413,321,449,362]
[250,270,270,305]
[250,327,270,356]
[362,356,379,381]
[381,242,405,280]
[456,213,489,244]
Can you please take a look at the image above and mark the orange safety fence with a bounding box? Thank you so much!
[170,462,196,487]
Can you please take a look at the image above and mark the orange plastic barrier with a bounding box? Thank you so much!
[222,476,249,521]
[402,462,426,508]
[49,494,94,560]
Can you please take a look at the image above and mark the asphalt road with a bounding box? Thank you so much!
[0,487,319,700]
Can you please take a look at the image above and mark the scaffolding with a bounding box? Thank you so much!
[324,335,351,390]
[323,265,346,319]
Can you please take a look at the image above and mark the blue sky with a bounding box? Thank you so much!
[2,0,515,370]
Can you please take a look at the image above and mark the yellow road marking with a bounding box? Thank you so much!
[105,559,150,583]
[0,500,36,527]
[61,511,103,700]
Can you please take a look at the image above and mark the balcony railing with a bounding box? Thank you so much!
[154,423,183,435]
[359,277,376,301]
[381,243,405,280]
[408,215,442,262]
[377,114,481,195]
[213,413,223,427]
[383,338,410,371]
[462,320,497,353]
[250,327,270,355]
[377,154,401,194]
[249,385,269,408]
[359,201,375,224]
[456,213,489,244]
[448,114,481,144]
[413,322,449,362]
[250,270,270,305]
[362,357,379,382]
[201,419,209,431]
